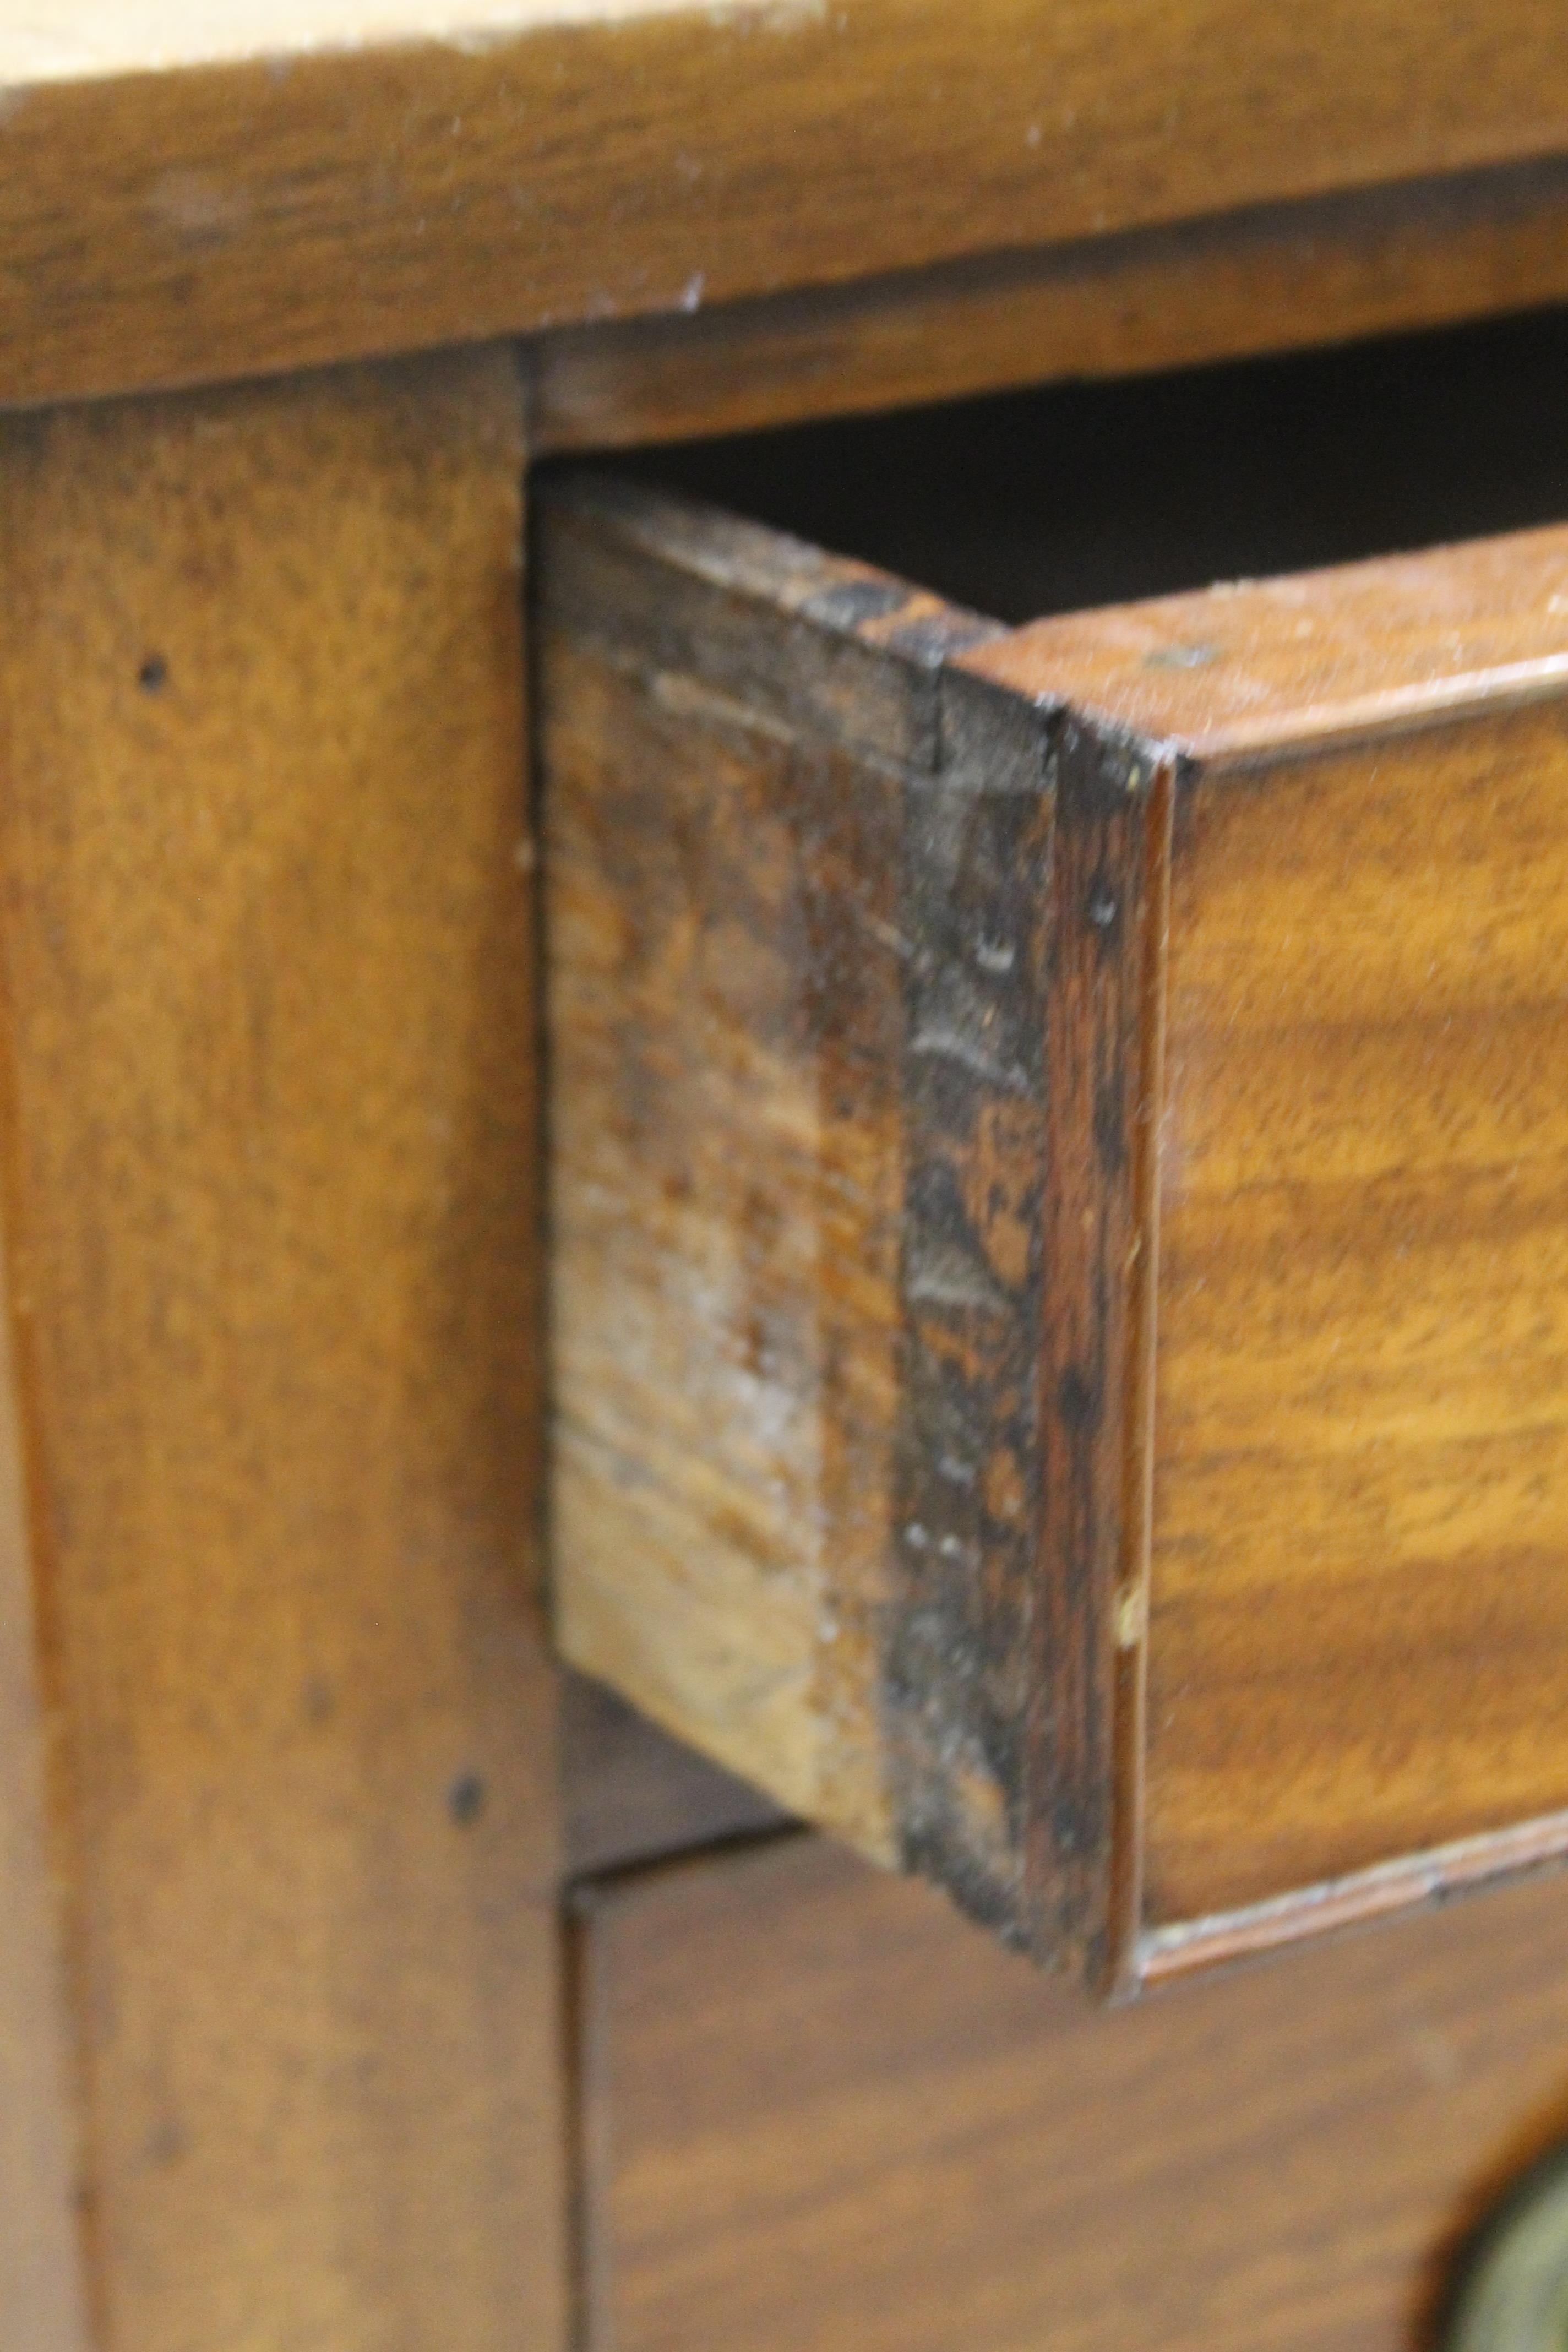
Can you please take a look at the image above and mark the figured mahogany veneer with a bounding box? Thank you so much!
[539,471,1568,1990]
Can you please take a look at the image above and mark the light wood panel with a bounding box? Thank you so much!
[6,1,1568,409]
[579,1832,1568,2352]
[0,349,566,2349]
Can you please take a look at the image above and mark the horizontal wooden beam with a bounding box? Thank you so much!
[531,157,1568,453]
[4,0,1568,409]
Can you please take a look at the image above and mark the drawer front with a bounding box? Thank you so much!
[538,460,1568,1989]
[576,1833,1568,2352]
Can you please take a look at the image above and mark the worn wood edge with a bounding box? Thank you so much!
[542,478,1173,1982]
[9,4,1568,409]
[965,522,1568,771]
[1014,723,1170,1979]
[534,472,1004,774]
[1162,657,1568,770]
[531,154,1568,453]
[1138,1812,1568,1988]
[1103,761,1170,1997]
[538,470,932,627]
[883,666,1056,1940]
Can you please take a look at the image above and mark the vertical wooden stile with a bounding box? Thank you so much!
[0,349,568,2350]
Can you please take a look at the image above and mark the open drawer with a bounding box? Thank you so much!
[537,323,1568,1994]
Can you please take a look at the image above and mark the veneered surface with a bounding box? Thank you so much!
[1145,703,1568,1923]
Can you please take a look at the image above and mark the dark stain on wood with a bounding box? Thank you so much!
[886,668,1054,1936]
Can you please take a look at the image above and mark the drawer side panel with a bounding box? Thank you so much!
[538,479,1075,1924]
[542,615,905,1854]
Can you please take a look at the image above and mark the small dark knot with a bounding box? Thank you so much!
[448,1772,487,1827]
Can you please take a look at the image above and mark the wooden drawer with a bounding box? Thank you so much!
[574,1832,1568,2352]
[537,322,1568,1992]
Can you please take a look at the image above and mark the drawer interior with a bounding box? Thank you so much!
[581,304,1568,623]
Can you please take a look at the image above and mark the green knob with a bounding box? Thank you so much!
[1447,2151,1568,2352]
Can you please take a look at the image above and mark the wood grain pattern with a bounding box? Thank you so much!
[540,478,1158,1968]
[578,1831,1568,2352]
[0,349,566,2349]
[540,473,1007,1869]
[963,525,1568,1967]
[7,1,1568,409]
[532,157,1568,454]
[1144,706,1568,1923]
[545,455,1568,1985]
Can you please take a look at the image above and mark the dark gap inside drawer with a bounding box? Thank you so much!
[542,304,1568,623]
